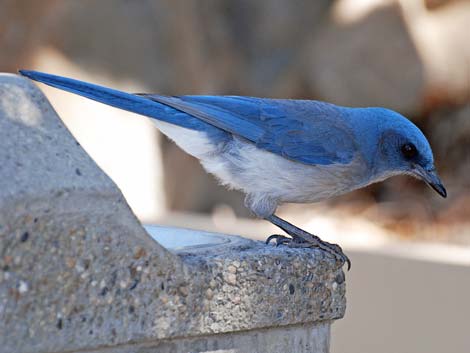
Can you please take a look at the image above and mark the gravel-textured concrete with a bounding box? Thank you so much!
[0,74,346,353]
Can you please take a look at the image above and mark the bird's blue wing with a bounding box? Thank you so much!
[255,99,356,165]
[139,95,265,141]
[148,95,356,165]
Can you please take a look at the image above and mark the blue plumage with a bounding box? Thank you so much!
[144,95,355,165]
[19,69,447,270]
[18,71,354,165]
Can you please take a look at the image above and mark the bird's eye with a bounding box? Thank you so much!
[401,143,417,159]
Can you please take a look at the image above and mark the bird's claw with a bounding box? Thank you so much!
[266,233,351,271]
[265,234,292,246]
[323,241,351,271]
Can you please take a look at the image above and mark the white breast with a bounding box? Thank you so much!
[153,120,368,216]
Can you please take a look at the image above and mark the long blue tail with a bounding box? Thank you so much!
[19,70,185,125]
[18,70,264,140]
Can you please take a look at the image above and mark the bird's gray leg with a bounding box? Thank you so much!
[265,214,351,270]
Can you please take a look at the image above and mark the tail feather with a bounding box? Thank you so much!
[18,70,263,142]
[19,70,184,123]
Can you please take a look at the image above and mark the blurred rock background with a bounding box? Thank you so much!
[1,0,469,243]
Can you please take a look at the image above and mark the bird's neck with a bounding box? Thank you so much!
[340,107,381,167]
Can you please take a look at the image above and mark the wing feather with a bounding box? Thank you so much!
[144,95,356,165]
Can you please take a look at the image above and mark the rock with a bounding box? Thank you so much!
[308,1,425,115]
[308,0,470,116]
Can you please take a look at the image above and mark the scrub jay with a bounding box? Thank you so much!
[19,70,447,270]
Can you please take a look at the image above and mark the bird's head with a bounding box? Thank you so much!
[361,108,446,198]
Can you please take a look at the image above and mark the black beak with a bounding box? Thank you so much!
[429,180,447,198]
[414,165,447,198]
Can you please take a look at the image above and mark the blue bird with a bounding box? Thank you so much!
[19,70,447,270]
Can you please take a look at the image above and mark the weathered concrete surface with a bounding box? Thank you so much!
[0,74,346,353]
[0,74,183,352]
[89,322,331,353]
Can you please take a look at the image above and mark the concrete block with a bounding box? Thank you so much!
[0,74,345,353]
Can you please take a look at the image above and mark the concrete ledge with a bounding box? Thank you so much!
[0,74,345,353]
[89,322,331,353]
[149,225,345,332]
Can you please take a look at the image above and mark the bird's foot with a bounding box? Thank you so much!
[266,233,351,270]
[266,234,311,247]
